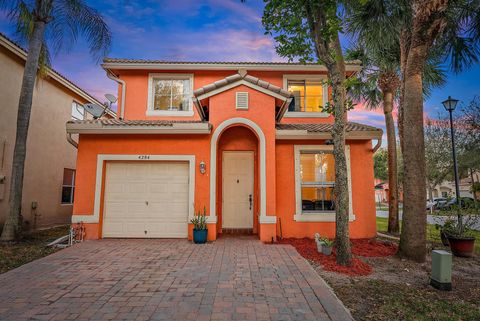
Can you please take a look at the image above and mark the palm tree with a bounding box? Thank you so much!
[345,0,480,262]
[0,0,111,241]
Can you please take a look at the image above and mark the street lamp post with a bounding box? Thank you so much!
[442,96,462,231]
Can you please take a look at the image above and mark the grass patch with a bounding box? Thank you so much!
[334,279,480,321]
[376,217,480,253]
[0,226,69,274]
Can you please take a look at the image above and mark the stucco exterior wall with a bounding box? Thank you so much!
[275,139,377,239]
[0,46,88,229]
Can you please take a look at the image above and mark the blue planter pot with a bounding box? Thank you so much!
[193,229,208,244]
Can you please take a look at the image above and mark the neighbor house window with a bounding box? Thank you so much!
[61,168,75,204]
[147,74,193,116]
[284,75,329,114]
[294,145,353,222]
[71,102,85,120]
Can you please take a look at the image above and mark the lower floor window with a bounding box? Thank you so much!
[300,150,335,213]
[61,168,76,204]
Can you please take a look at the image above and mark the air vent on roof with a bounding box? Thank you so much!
[236,92,249,110]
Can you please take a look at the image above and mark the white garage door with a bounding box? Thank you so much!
[102,161,189,238]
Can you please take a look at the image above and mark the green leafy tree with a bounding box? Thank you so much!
[424,118,453,201]
[374,149,388,181]
[263,0,354,266]
[0,0,111,241]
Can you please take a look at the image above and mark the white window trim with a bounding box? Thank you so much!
[146,73,194,117]
[283,74,330,118]
[293,145,355,222]
[71,154,196,224]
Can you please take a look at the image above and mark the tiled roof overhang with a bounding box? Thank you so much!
[66,119,211,134]
[102,59,362,72]
[276,122,383,140]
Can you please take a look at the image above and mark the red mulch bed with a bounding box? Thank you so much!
[277,238,397,276]
[351,238,398,257]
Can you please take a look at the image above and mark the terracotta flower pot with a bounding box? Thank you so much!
[447,235,475,257]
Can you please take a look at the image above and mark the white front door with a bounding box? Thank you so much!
[222,151,254,228]
[102,161,189,238]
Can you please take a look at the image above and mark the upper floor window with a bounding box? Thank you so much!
[147,74,194,116]
[71,102,85,120]
[284,75,329,116]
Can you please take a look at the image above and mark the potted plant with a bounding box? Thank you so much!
[191,207,208,244]
[314,233,324,253]
[321,238,334,256]
[443,209,477,257]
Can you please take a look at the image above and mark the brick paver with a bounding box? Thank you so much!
[0,236,353,321]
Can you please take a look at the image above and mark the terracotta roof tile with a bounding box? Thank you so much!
[103,58,362,66]
[67,119,209,127]
[193,73,293,99]
[276,122,382,132]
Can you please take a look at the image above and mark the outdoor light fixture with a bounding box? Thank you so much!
[443,96,462,229]
[442,96,459,112]
[199,161,206,174]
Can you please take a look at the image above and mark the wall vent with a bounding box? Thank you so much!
[236,92,249,110]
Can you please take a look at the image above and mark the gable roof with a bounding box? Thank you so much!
[0,32,116,118]
[193,72,292,100]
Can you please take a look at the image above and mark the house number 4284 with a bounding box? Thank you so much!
[138,155,150,160]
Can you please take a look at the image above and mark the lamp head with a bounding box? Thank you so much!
[442,96,459,112]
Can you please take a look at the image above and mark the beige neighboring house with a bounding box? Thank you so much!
[0,33,115,230]
[429,171,480,199]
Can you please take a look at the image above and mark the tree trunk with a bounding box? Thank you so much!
[0,20,46,241]
[398,43,428,262]
[383,91,399,234]
[327,40,351,267]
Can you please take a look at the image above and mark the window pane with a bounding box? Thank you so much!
[71,102,85,120]
[301,187,335,211]
[153,78,191,111]
[63,168,75,185]
[300,151,335,212]
[300,152,335,183]
[287,79,324,112]
[305,81,323,112]
[61,187,73,204]
[287,81,305,112]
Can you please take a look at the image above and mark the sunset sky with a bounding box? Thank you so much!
[1,0,479,139]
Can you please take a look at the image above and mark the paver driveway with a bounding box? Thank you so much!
[0,237,353,321]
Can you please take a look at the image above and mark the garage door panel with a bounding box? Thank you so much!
[103,161,189,238]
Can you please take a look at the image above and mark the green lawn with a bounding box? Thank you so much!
[376,217,480,253]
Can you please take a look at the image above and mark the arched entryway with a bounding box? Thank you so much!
[216,125,259,235]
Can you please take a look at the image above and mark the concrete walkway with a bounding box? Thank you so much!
[0,237,352,321]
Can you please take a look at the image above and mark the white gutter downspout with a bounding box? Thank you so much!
[106,70,126,120]
[66,133,78,148]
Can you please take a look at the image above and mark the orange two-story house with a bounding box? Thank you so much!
[67,60,382,242]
